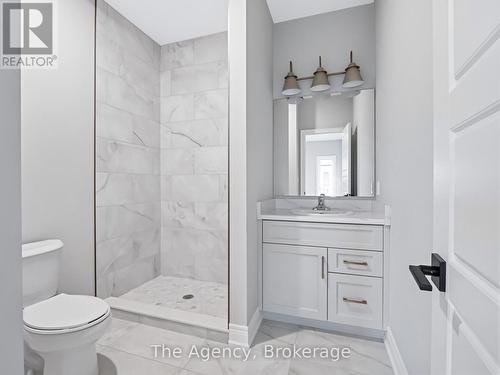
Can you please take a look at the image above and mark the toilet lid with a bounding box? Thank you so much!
[23,294,110,331]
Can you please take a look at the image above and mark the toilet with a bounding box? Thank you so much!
[22,240,111,375]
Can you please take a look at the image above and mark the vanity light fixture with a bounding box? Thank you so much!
[342,51,364,88]
[310,56,331,92]
[282,61,302,96]
[281,51,365,96]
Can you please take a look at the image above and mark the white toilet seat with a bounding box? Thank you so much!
[24,294,111,334]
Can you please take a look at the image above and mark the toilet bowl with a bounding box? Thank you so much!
[22,240,111,375]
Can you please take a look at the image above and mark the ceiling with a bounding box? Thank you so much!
[104,0,229,46]
[266,0,374,23]
[105,0,373,46]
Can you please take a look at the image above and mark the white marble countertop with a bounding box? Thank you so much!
[257,198,391,226]
[258,208,387,225]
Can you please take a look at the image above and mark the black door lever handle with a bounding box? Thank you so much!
[410,265,433,291]
[409,253,446,292]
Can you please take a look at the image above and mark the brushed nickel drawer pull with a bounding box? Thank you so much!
[343,297,368,305]
[321,256,325,279]
[343,260,369,266]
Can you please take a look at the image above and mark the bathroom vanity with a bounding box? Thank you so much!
[258,200,390,339]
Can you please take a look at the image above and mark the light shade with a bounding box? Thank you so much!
[343,51,364,88]
[311,56,330,92]
[282,61,301,96]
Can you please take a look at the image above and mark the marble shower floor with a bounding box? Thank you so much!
[120,276,228,319]
[97,318,394,375]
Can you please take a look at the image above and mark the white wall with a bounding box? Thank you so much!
[375,1,434,374]
[0,68,24,375]
[21,0,96,295]
[228,0,274,336]
[273,4,375,98]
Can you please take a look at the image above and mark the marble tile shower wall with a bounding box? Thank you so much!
[96,0,161,298]
[160,32,229,284]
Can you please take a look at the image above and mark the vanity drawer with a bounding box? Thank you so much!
[262,221,383,251]
[328,248,383,277]
[328,273,382,329]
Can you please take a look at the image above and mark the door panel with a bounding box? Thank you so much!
[450,39,500,128]
[451,320,493,375]
[432,0,500,374]
[448,266,499,368]
[453,0,500,77]
[453,115,500,287]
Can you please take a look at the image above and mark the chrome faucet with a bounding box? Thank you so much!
[313,194,330,211]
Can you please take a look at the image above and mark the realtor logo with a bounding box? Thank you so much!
[1,0,57,68]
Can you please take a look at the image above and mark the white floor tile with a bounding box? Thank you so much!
[98,318,393,375]
[98,346,181,375]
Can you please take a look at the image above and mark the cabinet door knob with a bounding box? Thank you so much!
[321,256,325,279]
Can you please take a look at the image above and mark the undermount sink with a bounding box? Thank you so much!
[291,209,354,216]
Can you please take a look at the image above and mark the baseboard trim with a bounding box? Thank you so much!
[248,308,263,345]
[228,309,263,347]
[385,326,409,375]
[262,311,385,340]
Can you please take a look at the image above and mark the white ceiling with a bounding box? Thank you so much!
[266,0,374,23]
[104,0,229,46]
[105,0,373,45]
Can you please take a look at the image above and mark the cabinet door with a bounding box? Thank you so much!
[263,243,327,320]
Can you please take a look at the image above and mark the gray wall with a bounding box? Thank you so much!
[299,95,353,130]
[21,0,96,295]
[375,0,433,374]
[245,0,274,320]
[0,68,23,375]
[228,0,249,328]
[353,89,375,196]
[273,4,375,98]
[273,99,293,196]
[160,32,228,285]
[228,0,274,332]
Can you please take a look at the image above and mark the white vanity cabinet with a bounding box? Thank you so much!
[262,219,386,332]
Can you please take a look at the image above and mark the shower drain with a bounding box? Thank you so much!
[182,294,194,300]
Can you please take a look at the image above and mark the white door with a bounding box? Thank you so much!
[263,243,327,320]
[342,123,352,195]
[432,1,499,375]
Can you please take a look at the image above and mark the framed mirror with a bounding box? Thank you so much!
[274,89,375,198]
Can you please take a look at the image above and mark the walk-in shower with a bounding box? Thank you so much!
[94,0,229,333]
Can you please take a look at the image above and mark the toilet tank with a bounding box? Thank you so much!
[22,240,63,307]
